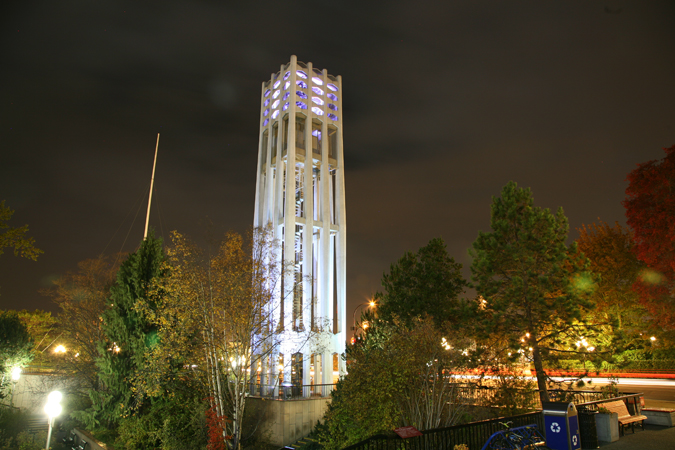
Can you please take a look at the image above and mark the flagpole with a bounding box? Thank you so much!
[144,133,160,240]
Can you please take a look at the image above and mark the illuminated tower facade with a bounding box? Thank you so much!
[253,56,346,392]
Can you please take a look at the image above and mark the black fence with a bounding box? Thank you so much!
[341,411,544,450]
[456,386,612,410]
[339,390,643,450]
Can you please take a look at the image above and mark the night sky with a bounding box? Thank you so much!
[2,1,674,327]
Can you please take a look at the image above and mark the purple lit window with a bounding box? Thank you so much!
[273,90,281,99]
[296,90,308,99]
[282,102,289,111]
[296,101,308,109]
[284,81,290,90]
[327,93,338,101]
[263,118,269,126]
[297,70,308,79]
[264,99,270,107]
[264,89,271,97]
[283,71,291,80]
[312,86,324,96]
[273,80,281,89]
[282,92,290,101]
[312,96,324,106]
[312,106,324,116]
[272,110,280,119]
[328,103,338,111]
[312,130,321,138]
[263,108,270,117]
[327,83,338,92]
[272,100,280,109]
[296,80,308,89]
[328,113,338,121]
[312,77,323,86]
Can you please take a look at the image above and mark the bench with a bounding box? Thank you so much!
[642,408,675,427]
[602,400,647,435]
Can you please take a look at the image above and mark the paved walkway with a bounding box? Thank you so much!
[598,424,675,449]
[596,399,675,449]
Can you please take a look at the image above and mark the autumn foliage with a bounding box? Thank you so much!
[206,398,230,450]
[623,145,675,329]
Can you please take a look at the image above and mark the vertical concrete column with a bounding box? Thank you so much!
[253,81,267,227]
[264,117,274,225]
[283,64,297,332]
[302,351,311,396]
[334,73,347,352]
[322,351,332,395]
[320,74,332,332]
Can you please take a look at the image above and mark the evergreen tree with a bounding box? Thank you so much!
[470,182,593,403]
[375,237,467,328]
[76,231,165,428]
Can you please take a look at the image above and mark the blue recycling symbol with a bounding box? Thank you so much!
[550,422,561,433]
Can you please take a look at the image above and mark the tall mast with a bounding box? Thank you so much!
[144,133,160,240]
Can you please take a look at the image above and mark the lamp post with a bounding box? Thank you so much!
[351,300,376,340]
[44,391,63,450]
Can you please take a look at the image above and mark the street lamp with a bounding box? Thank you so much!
[44,390,63,450]
[351,300,376,333]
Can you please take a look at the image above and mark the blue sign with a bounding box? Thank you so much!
[544,415,568,450]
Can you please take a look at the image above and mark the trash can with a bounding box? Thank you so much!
[543,402,582,450]
[577,409,599,449]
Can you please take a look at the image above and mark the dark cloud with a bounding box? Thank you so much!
[1,0,673,322]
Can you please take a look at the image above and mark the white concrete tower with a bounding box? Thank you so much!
[253,56,346,394]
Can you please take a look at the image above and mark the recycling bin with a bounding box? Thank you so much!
[543,402,582,450]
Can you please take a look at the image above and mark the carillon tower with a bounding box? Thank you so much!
[253,56,346,392]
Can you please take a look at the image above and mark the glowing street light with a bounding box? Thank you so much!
[54,345,66,354]
[352,300,376,333]
[44,390,63,450]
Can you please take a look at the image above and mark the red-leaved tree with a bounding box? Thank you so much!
[623,145,675,330]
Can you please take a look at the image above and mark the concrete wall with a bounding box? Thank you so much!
[73,428,114,450]
[249,397,330,447]
[9,372,74,411]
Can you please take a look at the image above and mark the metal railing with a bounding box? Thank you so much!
[248,383,335,400]
[341,411,544,450]
[338,389,643,450]
[576,392,645,415]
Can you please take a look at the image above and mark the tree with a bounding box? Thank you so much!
[375,237,467,328]
[319,316,471,450]
[0,311,33,399]
[15,309,58,366]
[0,200,42,262]
[137,228,288,450]
[623,145,675,329]
[470,182,594,403]
[75,232,165,429]
[576,221,647,340]
[42,255,124,395]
